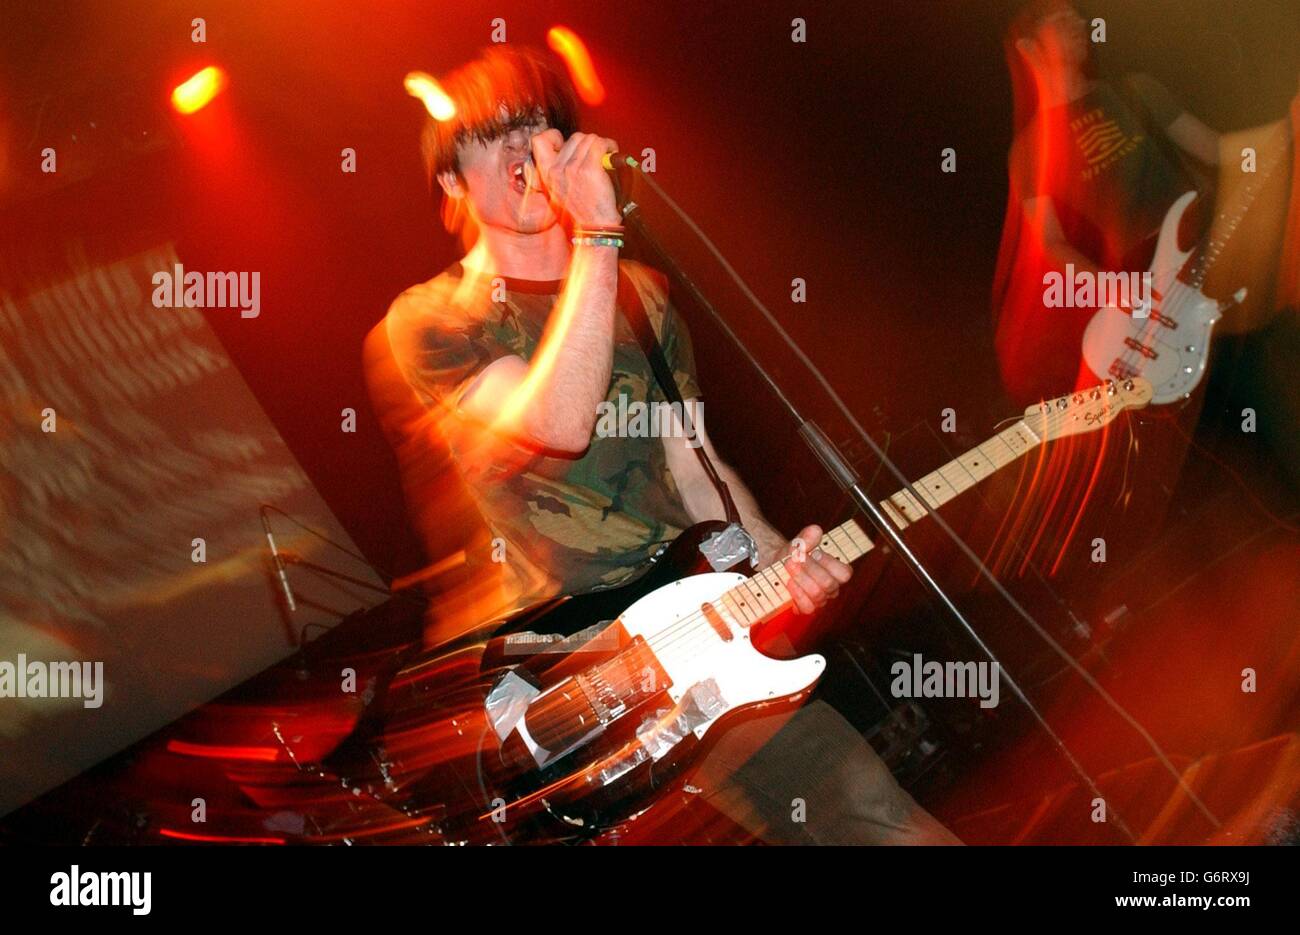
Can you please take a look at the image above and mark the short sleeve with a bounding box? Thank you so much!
[384,284,493,409]
[1126,73,1184,129]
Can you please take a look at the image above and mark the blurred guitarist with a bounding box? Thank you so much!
[992,0,1297,406]
[986,0,1300,574]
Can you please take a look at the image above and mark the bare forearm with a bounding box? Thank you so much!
[678,460,786,561]
[517,245,620,451]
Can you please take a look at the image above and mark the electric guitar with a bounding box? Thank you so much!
[1081,123,1290,404]
[332,379,1152,843]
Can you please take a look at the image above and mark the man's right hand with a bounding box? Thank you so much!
[530,129,622,229]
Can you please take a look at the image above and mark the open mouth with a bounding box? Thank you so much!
[508,159,531,194]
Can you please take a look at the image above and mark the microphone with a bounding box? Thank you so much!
[521,150,641,214]
[522,150,641,187]
[260,507,296,612]
[601,151,641,172]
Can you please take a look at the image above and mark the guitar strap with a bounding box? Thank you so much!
[617,269,743,528]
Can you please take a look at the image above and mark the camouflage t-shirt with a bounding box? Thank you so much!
[384,259,702,612]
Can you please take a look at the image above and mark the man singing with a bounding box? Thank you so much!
[371,46,957,844]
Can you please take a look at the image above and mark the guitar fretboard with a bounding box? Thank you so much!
[880,420,1041,530]
[711,420,1043,627]
[715,520,871,628]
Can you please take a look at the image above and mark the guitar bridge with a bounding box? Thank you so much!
[574,635,671,726]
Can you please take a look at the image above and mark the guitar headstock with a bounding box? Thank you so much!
[1023,378,1153,441]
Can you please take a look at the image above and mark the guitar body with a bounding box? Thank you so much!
[328,521,824,844]
[1081,191,1223,404]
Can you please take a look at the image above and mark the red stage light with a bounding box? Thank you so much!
[547,27,605,106]
[165,739,279,762]
[171,66,226,114]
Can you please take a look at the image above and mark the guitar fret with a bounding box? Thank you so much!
[923,470,958,505]
[954,450,990,485]
[936,461,973,497]
[764,565,792,603]
[914,476,943,509]
[977,439,1010,469]
[895,489,929,523]
[881,500,908,529]
[723,589,756,626]
[748,575,778,613]
[821,522,870,563]
[1189,124,1289,287]
[878,420,1042,532]
[996,430,1025,459]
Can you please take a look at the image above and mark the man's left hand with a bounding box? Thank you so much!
[774,524,853,615]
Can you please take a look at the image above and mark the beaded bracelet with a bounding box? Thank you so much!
[572,235,624,249]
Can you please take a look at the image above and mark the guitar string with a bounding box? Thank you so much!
[629,426,1045,671]
[1115,267,1193,381]
[525,402,1073,735]
[625,407,1066,671]
[1113,206,1209,378]
[525,393,1118,742]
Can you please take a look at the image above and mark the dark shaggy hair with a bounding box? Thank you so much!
[419,46,580,187]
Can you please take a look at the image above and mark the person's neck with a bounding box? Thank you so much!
[461,223,571,282]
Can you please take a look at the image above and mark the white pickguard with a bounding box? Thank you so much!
[617,572,825,743]
[1081,191,1223,404]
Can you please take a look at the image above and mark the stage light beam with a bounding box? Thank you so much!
[547,27,606,105]
[404,71,456,121]
[171,66,226,115]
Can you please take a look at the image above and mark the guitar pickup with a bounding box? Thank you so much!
[1123,337,1158,359]
[575,635,672,725]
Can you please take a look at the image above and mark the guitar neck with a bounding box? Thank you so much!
[717,420,1044,627]
[880,420,1041,531]
[711,377,1149,630]
[1186,121,1292,288]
